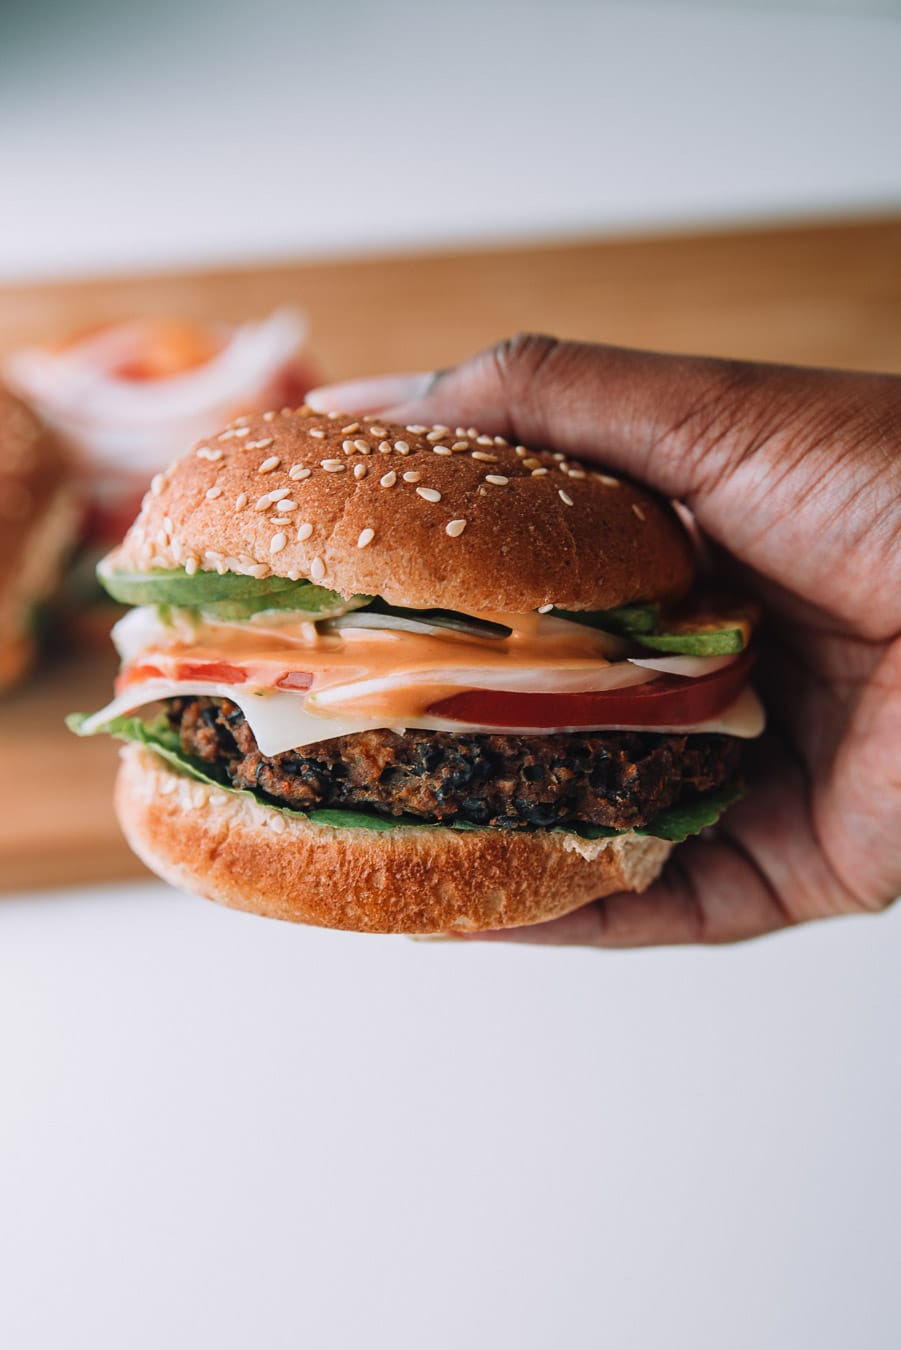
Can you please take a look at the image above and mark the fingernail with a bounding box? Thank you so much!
[306,371,434,414]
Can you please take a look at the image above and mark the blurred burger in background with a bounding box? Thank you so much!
[0,385,79,693]
[5,308,316,638]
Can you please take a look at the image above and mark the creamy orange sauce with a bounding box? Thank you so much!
[125,616,642,721]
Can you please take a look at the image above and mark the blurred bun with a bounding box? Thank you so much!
[108,408,695,612]
[0,386,79,692]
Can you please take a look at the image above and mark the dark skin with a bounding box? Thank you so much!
[308,336,901,947]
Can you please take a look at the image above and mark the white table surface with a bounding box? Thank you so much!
[3,2,900,1346]
[1,884,899,1349]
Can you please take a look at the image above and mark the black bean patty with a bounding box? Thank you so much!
[166,696,740,831]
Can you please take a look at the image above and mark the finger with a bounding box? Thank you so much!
[316,335,900,632]
[307,372,434,414]
[464,832,793,949]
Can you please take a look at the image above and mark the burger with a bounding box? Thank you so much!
[70,407,763,933]
[0,385,79,693]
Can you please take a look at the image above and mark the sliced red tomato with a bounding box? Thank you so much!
[428,650,755,729]
[275,671,314,691]
[115,663,165,692]
[175,661,249,684]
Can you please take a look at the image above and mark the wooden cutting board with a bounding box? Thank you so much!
[2,214,901,891]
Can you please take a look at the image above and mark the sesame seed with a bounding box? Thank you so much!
[393,440,410,454]
[597,473,620,488]
[277,499,297,511]
[342,440,356,454]
[485,474,509,486]
[467,427,479,438]
[402,470,421,483]
[327,410,342,419]
[369,426,387,437]
[559,489,574,506]
[156,528,169,547]
[235,492,248,510]
[537,603,554,614]
[266,813,287,835]
[151,473,165,495]
[206,485,223,500]
[514,446,529,457]
[567,468,587,480]
[296,522,313,542]
[258,455,281,473]
[417,487,442,503]
[432,445,453,455]
[451,441,469,451]
[164,516,174,533]
[632,503,646,521]
[377,441,392,454]
[246,563,270,579]
[341,422,360,434]
[321,459,346,472]
[522,458,542,470]
[310,556,325,581]
[196,446,223,461]
[254,494,274,511]
[380,470,397,488]
[493,435,508,447]
[472,450,498,463]
[357,527,375,548]
[531,467,549,477]
[553,452,566,462]
[204,550,223,562]
[272,518,293,529]
[263,410,276,422]
[289,465,311,481]
[445,518,467,538]
[218,427,248,440]
[270,532,287,553]
[216,562,228,576]
[246,437,275,451]
[353,463,368,479]
[426,430,445,443]
[475,435,494,446]
[354,439,371,455]
[432,424,450,434]
[309,428,325,439]
[406,425,427,434]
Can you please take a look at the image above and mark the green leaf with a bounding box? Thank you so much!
[636,784,743,841]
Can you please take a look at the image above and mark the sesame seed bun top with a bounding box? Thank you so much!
[108,406,695,612]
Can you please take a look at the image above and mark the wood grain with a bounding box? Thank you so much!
[2,214,900,891]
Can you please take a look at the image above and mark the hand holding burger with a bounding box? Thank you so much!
[306,336,901,945]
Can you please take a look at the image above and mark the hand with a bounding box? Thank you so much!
[307,336,901,947]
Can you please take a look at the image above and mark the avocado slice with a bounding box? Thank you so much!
[552,603,660,635]
[96,563,367,620]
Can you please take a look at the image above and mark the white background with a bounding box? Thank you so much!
[2,0,901,280]
[2,3,901,1348]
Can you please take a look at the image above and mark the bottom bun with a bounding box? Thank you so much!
[116,744,673,934]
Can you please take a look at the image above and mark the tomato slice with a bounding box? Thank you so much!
[115,663,165,693]
[175,661,249,684]
[428,650,755,729]
[275,671,314,691]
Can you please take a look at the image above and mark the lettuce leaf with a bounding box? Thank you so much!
[68,712,742,842]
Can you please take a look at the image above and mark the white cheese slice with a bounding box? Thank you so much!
[81,678,765,756]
